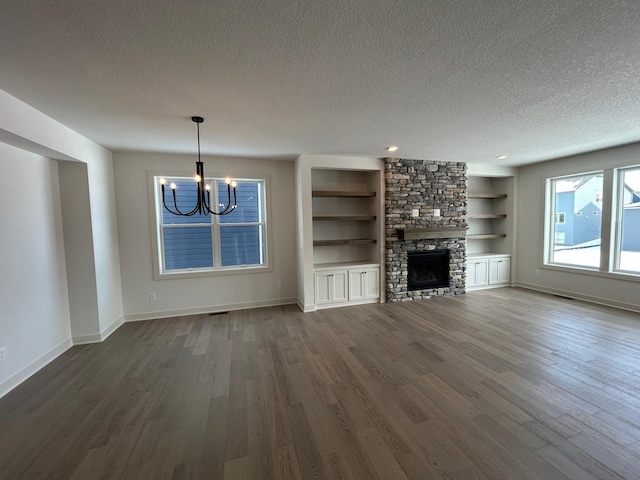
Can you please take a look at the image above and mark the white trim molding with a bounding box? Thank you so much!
[0,338,73,399]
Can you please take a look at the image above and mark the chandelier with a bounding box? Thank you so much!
[159,116,237,216]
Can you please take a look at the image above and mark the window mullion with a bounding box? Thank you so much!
[600,169,615,272]
[211,179,222,268]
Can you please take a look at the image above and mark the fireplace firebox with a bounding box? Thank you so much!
[407,250,449,291]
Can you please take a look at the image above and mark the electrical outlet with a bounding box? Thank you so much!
[433,208,441,217]
[276,281,282,289]
[0,347,6,362]
[412,208,420,217]
[148,293,157,301]
[535,269,540,276]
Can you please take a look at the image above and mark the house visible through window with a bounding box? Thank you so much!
[616,166,640,274]
[547,172,603,268]
[546,167,640,276]
[155,176,267,274]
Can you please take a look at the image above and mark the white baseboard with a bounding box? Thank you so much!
[515,281,640,314]
[124,297,298,322]
[100,315,124,341]
[300,302,316,312]
[0,338,73,399]
[72,315,124,345]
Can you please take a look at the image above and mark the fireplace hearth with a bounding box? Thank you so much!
[407,250,450,291]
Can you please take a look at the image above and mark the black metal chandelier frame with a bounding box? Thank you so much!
[160,116,237,216]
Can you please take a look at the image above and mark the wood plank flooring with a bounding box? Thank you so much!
[2,288,640,479]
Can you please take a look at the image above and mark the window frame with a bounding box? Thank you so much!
[545,171,604,270]
[613,165,640,275]
[148,170,273,280]
[543,167,640,280]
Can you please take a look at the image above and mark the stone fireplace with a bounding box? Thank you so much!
[385,158,467,302]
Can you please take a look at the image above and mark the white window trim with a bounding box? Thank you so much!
[543,168,639,280]
[147,170,274,280]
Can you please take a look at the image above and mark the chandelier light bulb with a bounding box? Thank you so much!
[231,181,237,188]
[170,182,177,190]
[195,174,202,182]
[225,177,231,184]
[205,184,211,191]
[159,178,167,185]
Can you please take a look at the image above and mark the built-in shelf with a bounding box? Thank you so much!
[313,215,377,221]
[468,193,507,199]
[312,190,377,197]
[313,239,377,246]
[467,233,507,240]
[467,213,507,219]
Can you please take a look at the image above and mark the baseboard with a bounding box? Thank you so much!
[72,333,102,344]
[124,297,298,322]
[515,282,640,314]
[301,302,316,313]
[100,315,124,341]
[0,338,73,399]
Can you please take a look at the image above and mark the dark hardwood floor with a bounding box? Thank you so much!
[2,288,640,479]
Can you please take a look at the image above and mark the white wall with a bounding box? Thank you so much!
[58,162,100,340]
[0,89,124,341]
[0,143,72,396]
[113,152,297,319]
[515,143,640,312]
[0,89,124,396]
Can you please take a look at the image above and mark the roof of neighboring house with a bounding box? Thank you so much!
[555,176,598,193]
[624,202,640,210]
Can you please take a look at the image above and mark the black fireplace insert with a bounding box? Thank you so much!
[407,250,449,291]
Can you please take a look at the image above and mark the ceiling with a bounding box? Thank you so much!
[1,1,640,167]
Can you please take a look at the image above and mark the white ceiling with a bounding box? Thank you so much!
[1,0,640,167]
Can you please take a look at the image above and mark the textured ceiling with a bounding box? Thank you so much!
[1,0,640,166]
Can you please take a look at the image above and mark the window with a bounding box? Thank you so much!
[615,166,640,274]
[155,176,267,275]
[546,167,640,276]
[547,173,603,268]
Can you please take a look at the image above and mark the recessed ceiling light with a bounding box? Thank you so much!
[496,155,507,160]
[386,145,399,152]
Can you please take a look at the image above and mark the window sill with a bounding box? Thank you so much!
[155,264,272,280]
[542,263,640,283]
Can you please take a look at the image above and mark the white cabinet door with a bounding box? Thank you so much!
[467,258,489,288]
[364,268,380,300]
[348,267,380,301]
[314,272,332,304]
[489,257,510,285]
[332,270,348,303]
[315,270,348,304]
[348,269,365,301]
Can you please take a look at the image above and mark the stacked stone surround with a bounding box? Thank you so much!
[385,158,467,302]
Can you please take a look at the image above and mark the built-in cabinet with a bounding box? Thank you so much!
[467,254,511,290]
[314,268,348,305]
[296,158,384,311]
[311,168,382,308]
[466,172,516,291]
[314,263,380,308]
